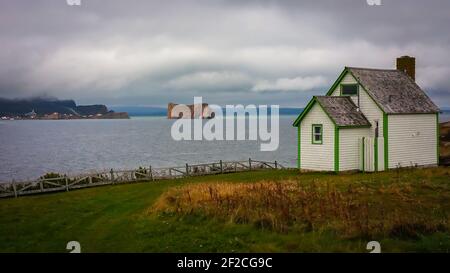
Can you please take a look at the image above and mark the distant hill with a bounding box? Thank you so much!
[279,108,302,115]
[109,106,303,117]
[0,97,110,116]
[109,106,167,116]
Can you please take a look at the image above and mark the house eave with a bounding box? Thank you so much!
[384,111,440,115]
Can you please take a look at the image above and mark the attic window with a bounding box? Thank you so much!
[341,84,358,96]
[312,124,323,144]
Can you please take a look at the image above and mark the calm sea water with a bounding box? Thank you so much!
[1,113,449,182]
[0,116,298,182]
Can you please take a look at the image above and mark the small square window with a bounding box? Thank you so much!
[312,124,323,144]
[341,84,358,96]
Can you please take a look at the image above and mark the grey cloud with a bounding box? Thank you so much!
[0,0,449,107]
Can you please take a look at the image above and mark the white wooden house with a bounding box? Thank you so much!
[293,56,440,172]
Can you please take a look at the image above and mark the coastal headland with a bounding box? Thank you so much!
[0,97,129,120]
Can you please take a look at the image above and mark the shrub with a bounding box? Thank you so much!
[152,180,449,239]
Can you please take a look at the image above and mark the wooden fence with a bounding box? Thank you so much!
[0,159,284,199]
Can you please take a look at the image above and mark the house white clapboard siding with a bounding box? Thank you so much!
[339,127,371,171]
[299,103,335,171]
[388,114,438,168]
[293,56,440,172]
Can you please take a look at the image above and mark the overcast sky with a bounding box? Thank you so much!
[0,0,449,107]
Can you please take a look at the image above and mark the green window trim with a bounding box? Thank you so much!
[312,124,323,144]
[340,83,359,96]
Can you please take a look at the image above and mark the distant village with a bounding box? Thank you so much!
[1,109,129,121]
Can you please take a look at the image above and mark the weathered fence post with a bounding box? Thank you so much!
[12,180,17,198]
[1,159,283,199]
[65,175,69,192]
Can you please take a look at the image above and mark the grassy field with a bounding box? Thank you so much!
[0,167,449,253]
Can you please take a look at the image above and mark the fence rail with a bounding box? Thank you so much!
[0,159,284,199]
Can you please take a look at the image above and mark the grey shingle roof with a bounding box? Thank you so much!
[347,67,439,114]
[315,96,371,127]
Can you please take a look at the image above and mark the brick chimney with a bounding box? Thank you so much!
[396,56,415,81]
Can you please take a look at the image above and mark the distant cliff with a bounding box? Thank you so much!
[0,98,128,119]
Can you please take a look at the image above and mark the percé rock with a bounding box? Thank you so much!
[167,102,214,119]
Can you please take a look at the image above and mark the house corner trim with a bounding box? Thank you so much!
[334,126,339,172]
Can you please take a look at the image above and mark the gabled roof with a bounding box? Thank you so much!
[293,96,371,128]
[328,67,439,114]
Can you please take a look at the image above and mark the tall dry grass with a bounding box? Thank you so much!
[151,180,448,239]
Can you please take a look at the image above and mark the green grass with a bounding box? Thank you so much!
[0,168,449,253]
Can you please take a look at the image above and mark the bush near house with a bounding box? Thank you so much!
[152,180,448,239]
